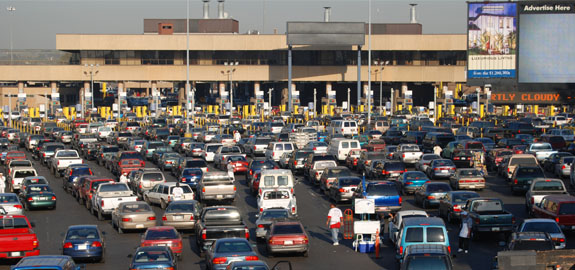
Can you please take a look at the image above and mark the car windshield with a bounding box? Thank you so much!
[145,229,178,240]
[522,222,561,234]
[405,255,449,270]
[559,203,575,215]
[273,224,303,235]
[261,210,289,219]
[166,202,197,212]
[366,184,397,196]
[134,250,171,262]
[532,181,564,191]
[452,193,480,203]
[122,203,151,212]
[67,228,100,240]
[216,241,252,253]
[459,170,482,177]
[0,194,18,202]
[532,144,552,150]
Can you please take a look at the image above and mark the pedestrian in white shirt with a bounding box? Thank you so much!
[119,172,129,184]
[172,182,184,200]
[326,203,343,246]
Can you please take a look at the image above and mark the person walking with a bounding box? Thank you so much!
[233,130,241,143]
[172,182,184,201]
[458,211,472,253]
[0,173,5,192]
[433,144,443,157]
[326,203,343,246]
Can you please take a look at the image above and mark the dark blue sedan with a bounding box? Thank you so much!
[63,164,93,193]
[398,171,430,195]
[62,225,105,262]
[178,168,203,190]
[130,246,177,270]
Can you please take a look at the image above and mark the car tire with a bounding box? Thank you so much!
[145,196,151,205]
[24,202,30,211]
[117,224,123,234]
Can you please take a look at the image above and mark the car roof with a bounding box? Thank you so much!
[405,244,449,255]
[403,217,445,227]
[542,195,575,202]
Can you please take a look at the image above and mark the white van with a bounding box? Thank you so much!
[327,139,361,161]
[265,142,295,161]
[258,169,296,196]
[9,167,38,192]
[327,120,358,136]
[547,129,575,141]
[204,143,223,162]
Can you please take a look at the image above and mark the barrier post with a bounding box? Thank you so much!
[343,209,354,240]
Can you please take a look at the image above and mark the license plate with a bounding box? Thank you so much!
[461,157,466,160]
[441,170,448,173]
[391,174,399,177]
[284,240,293,245]
[37,197,48,201]
[492,227,500,231]
[469,186,475,189]
[571,226,575,230]
[10,252,21,257]
[217,195,223,199]
[136,224,144,228]
[173,215,183,221]
[77,244,87,250]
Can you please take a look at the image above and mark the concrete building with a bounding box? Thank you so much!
[0,17,467,115]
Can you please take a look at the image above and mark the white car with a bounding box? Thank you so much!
[416,154,441,173]
[97,126,113,141]
[258,188,297,216]
[143,183,195,209]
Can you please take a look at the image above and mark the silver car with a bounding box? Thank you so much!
[517,219,566,249]
[255,208,292,239]
[0,193,23,215]
[161,200,201,230]
[554,156,574,178]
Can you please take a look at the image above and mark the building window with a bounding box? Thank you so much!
[142,51,174,65]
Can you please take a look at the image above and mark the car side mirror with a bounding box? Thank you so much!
[255,214,259,218]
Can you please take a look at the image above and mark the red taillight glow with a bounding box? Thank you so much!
[122,218,132,222]
[91,241,102,247]
[147,216,156,221]
[213,257,227,264]
[63,242,73,249]
[245,256,258,261]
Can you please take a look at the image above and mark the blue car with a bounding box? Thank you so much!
[414,182,452,209]
[399,171,430,195]
[130,246,177,270]
[11,255,82,270]
[178,168,203,190]
[63,164,93,193]
[317,132,328,142]
[62,225,105,262]
[353,181,402,215]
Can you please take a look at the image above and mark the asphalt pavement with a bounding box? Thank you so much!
[1,148,574,270]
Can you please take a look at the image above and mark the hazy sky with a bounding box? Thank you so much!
[0,0,467,49]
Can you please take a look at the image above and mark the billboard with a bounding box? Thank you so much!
[467,2,517,79]
[518,2,575,83]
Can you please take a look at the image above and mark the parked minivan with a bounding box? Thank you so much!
[327,120,358,137]
[327,138,361,161]
[395,217,450,261]
[265,142,295,162]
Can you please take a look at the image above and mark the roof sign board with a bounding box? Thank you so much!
[287,22,365,46]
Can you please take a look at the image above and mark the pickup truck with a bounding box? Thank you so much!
[525,178,568,216]
[91,182,138,221]
[526,143,558,162]
[197,172,236,203]
[353,181,402,215]
[194,206,249,252]
[50,149,83,176]
[0,215,40,259]
[464,197,515,239]
[395,144,423,164]
[213,146,245,169]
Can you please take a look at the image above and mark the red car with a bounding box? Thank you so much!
[5,151,26,164]
[140,226,183,259]
[265,220,309,257]
[250,171,261,195]
[225,155,249,174]
[512,145,527,154]
[0,215,40,259]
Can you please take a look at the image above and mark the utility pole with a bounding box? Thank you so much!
[7,6,15,65]
[347,88,351,112]
[8,89,12,127]
[186,0,191,134]
[313,88,317,117]
[391,88,395,116]
[268,88,273,115]
[223,61,238,115]
[367,0,372,125]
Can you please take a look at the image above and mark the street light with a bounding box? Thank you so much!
[84,64,99,113]
[222,61,238,115]
[374,60,389,114]
[186,0,191,134]
[7,6,15,65]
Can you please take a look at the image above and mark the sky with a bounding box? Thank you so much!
[0,0,467,49]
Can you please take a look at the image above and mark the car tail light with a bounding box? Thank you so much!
[181,178,186,182]
[162,215,167,221]
[427,196,435,200]
[13,204,22,209]
[245,227,250,239]
[530,197,534,205]
[514,179,518,185]
[339,188,345,193]
[556,217,560,223]
[402,154,405,158]
[399,246,403,255]
[91,241,102,247]
[122,218,132,222]
[258,224,264,228]
[447,246,451,254]
[382,170,387,174]
[453,157,460,160]
[190,215,194,221]
[474,217,480,224]
[291,207,296,214]
[213,257,227,264]
[51,196,56,201]
[245,256,259,261]
[202,228,207,240]
[406,182,413,185]
[562,165,566,170]
[399,197,402,205]
[147,216,156,221]
[434,167,439,170]
[259,208,263,212]
[453,205,461,212]
[101,200,104,207]
[512,217,516,224]
[27,197,34,202]
[202,187,205,193]
[63,242,73,249]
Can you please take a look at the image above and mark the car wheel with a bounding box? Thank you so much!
[117,224,123,234]
[24,202,30,211]
[145,196,151,205]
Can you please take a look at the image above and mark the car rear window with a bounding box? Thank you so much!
[405,227,423,243]
[206,145,222,152]
[339,178,361,186]
[426,184,450,193]
[103,147,119,153]
[273,224,303,235]
[148,142,164,149]
[216,241,252,253]
[263,190,290,200]
[15,171,36,178]
[426,227,445,242]
[166,202,198,213]
[513,240,554,251]
[532,181,564,191]
[367,184,397,196]
[384,162,406,171]
[559,203,575,215]
[510,157,538,166]
[142,173,164,181]
[517,168,544,178]
[99,184,129,192]
[186,160,207,168]
[0,217,30,228]
[0,194,18,202]
[145,228,178,240]
[121,152,143,160]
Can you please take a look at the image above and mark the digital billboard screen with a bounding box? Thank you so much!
[518,3,575,83]
[467,2,517,79]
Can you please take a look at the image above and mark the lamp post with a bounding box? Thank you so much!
[347,88,351,112]
[6,6,15,65]
[223,61,238,115]
[268,88,273,115]
[186,0,191,134]
[84,64,99,112]
[374,60,389,114]
[367,0,372,125]
[313,88,317,117]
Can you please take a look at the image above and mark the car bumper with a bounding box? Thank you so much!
[432,172,453,178]
[256,228,269,238]
[402,186,421,194]
[0,249,40,258]
[375,205,401,214]
[120,221,157,230]
[63,248,103,259]
[233,167,248,173]
[202,194,236,200]
[458,183,485,190]
[162,220,197,230]
[29,201,56,209]
[268,244,309,254]
[475,225,513,232]
[336,193,354,201]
